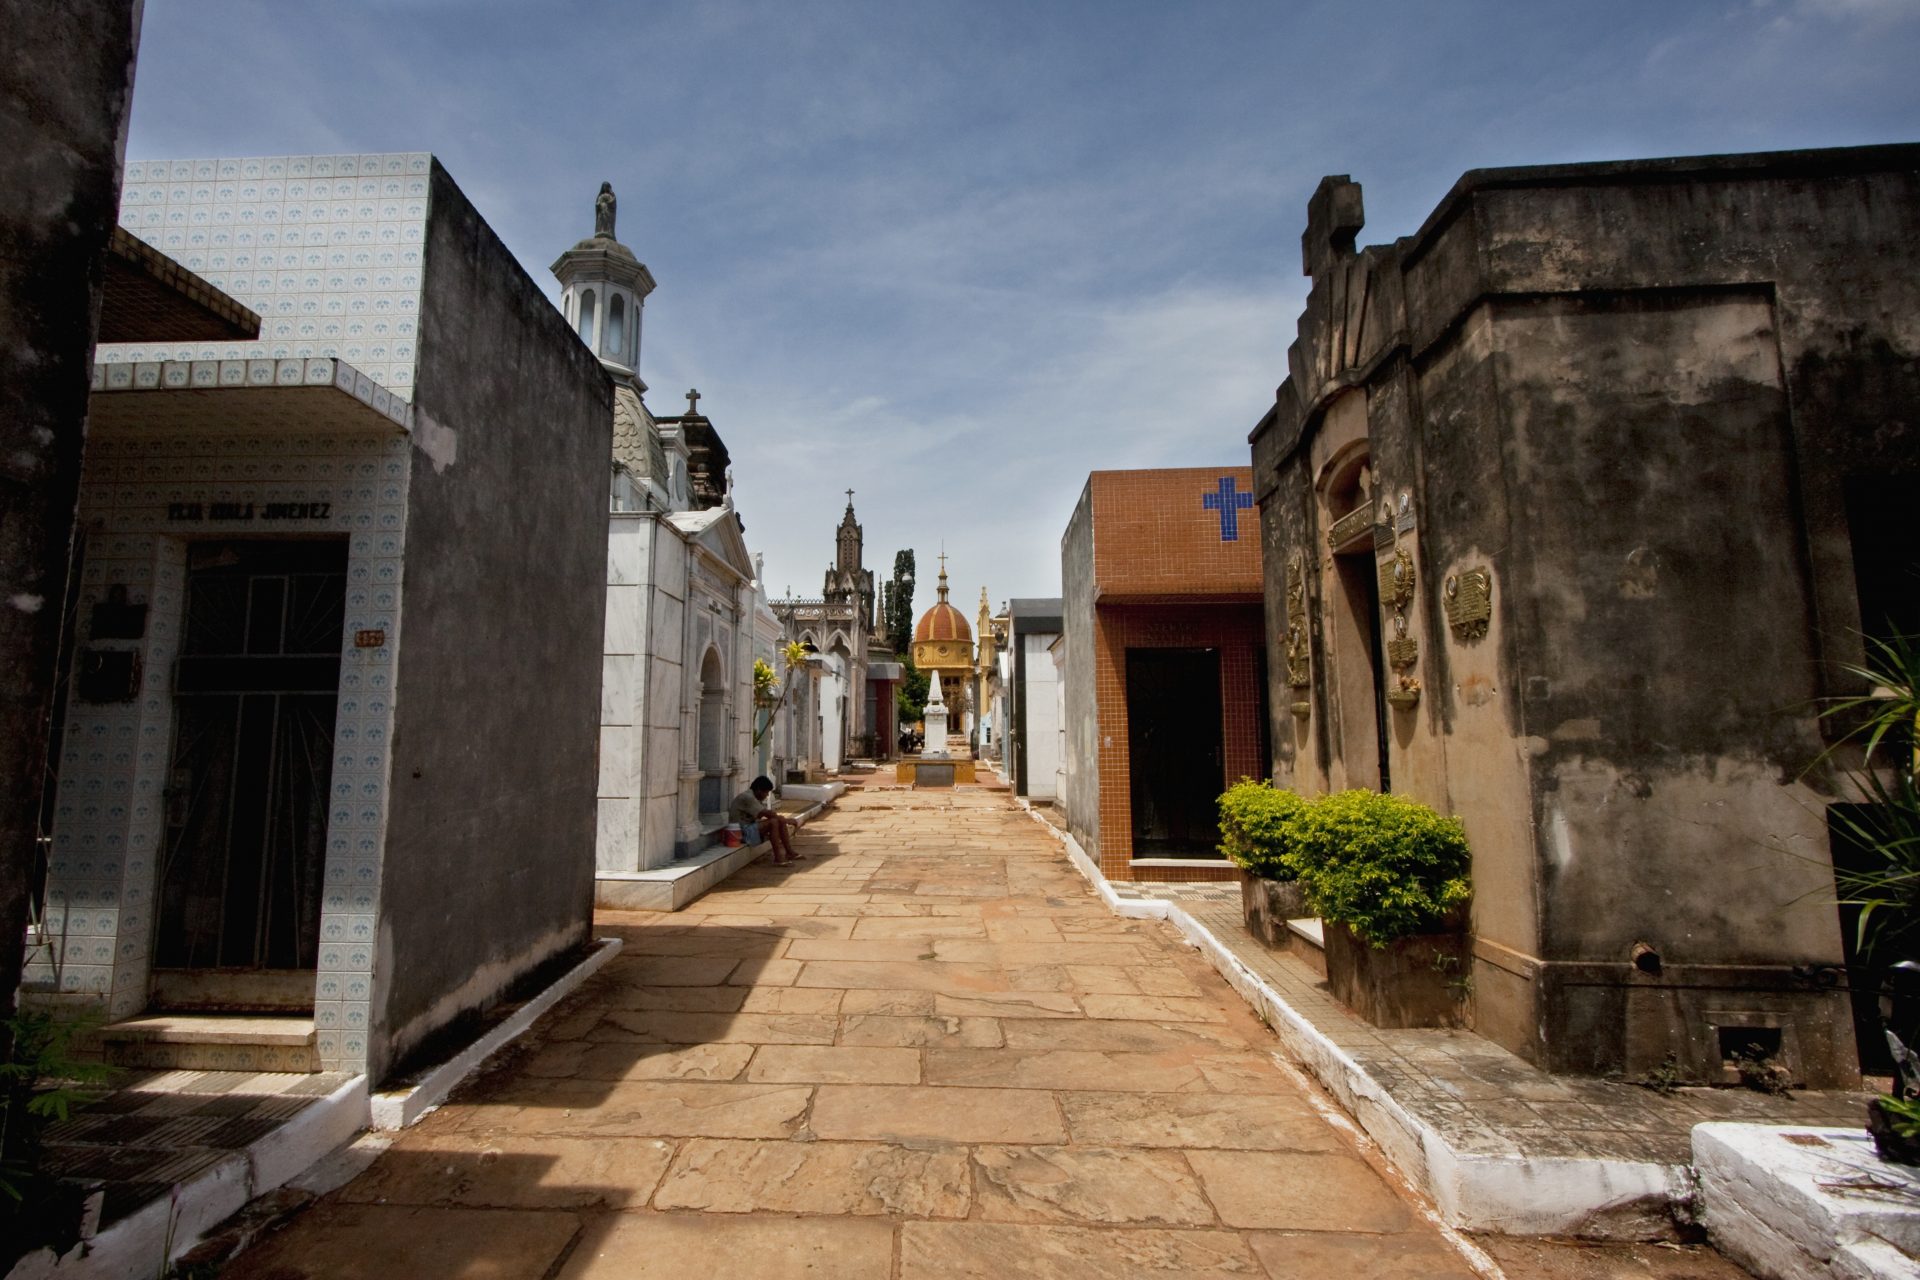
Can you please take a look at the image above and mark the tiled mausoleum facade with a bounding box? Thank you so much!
[29,154,612,1082]
[1061,467,1267,885]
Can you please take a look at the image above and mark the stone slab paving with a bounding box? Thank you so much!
[219,781,1750,1278]
[219,783,1489,1278]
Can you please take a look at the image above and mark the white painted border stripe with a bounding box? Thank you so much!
[369,935,622,1129]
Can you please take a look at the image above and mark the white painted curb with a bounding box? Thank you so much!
[5,1075,370,1280]
[370,935,622,1129]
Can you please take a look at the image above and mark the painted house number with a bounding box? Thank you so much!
[166,501,332,521]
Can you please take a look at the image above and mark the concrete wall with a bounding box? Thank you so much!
[0,0,142,1011]
[1250,146,1920,1085]
[1060,483,1099,857]
[374,161,611,1081]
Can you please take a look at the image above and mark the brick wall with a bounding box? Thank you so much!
[1092,602,1267,882]
[1090,468,1262,599]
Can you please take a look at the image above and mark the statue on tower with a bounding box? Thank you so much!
[595,182,617,238]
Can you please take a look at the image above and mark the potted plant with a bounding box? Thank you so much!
[1289,789,1473,1028]
[1816,630,1920,1155]
[1217,780,1309,948]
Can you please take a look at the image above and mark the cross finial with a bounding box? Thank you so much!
[1302,175,1364,280]
[938,551,948,575]
[845,488,855,507]
[685,388,701,415]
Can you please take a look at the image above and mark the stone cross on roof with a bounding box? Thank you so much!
[1301,175,1364,280]
[684,388,700,416]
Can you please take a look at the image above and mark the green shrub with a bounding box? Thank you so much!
[1217,780,1308,879]
[1288,789,1471,946]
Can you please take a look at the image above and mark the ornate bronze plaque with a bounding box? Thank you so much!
[1387,636,1419,669]
[1379,548,1416,610]
[1444,569,1492,641]
[1326,504,1373,551]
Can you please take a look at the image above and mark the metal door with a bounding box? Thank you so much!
[1126,647,1224,857]
[152,540,346,1008]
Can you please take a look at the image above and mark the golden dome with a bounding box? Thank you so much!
[911,559,974,676]
[914,559,973,644]
[915,600,972,644]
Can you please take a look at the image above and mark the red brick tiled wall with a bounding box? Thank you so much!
[1093,601,1267,882]
[1090,468,1262,599]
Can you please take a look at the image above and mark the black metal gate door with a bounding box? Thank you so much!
[1126,647,1224,856]
[153,541,346,1001]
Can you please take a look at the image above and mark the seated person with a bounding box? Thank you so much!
[730,775,801,865]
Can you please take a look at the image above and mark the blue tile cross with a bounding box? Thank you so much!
[1202,475,1253,542]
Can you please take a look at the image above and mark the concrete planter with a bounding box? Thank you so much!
[1237,870,1308,950]
[1322,918,1470,1029]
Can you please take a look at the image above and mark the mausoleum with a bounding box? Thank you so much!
[1250,143,1920,1085]
[1060,468,1268,884]
[30,153,610,1082]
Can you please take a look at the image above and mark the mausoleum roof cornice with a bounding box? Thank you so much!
[550,239,657,296]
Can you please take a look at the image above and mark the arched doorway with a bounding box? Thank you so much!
[697,647,727,817]
[1320,446,1391,793]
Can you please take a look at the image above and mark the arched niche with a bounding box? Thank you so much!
[1315,428,1390,793]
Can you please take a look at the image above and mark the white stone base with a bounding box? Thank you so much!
[779,781,846,806]
[1696,1124,1920,1280]
[597,841,766,911]
[596,793,837,912]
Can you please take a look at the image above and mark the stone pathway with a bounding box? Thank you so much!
[218,783,1742,1278]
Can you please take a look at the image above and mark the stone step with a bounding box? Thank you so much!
[1285,917,1328,978]
[100,1014,321,1073]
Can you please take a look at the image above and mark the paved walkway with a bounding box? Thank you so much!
[220,783,1737,1278]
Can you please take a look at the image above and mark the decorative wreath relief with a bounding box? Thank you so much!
[1444,568,1493,641]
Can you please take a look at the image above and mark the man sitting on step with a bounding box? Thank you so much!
[731,776,802,866]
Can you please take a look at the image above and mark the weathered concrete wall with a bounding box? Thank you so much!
[0,0,142,1012]
[1252,146,1920,1084]
[373,161,611,1081]
[1060,483,1099,859]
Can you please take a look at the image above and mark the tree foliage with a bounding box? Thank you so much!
[896,656,931,725]
[883,549,916,656]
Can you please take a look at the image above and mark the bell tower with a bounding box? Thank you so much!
[553,183,671,510]
[551,181,657,388]
[836,490,863,574]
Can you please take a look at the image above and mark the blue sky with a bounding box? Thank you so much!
[126,0,1920,609]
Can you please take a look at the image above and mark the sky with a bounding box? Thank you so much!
[125,0,1920,612]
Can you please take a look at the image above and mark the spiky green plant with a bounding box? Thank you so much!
[1821,631,1920,957]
